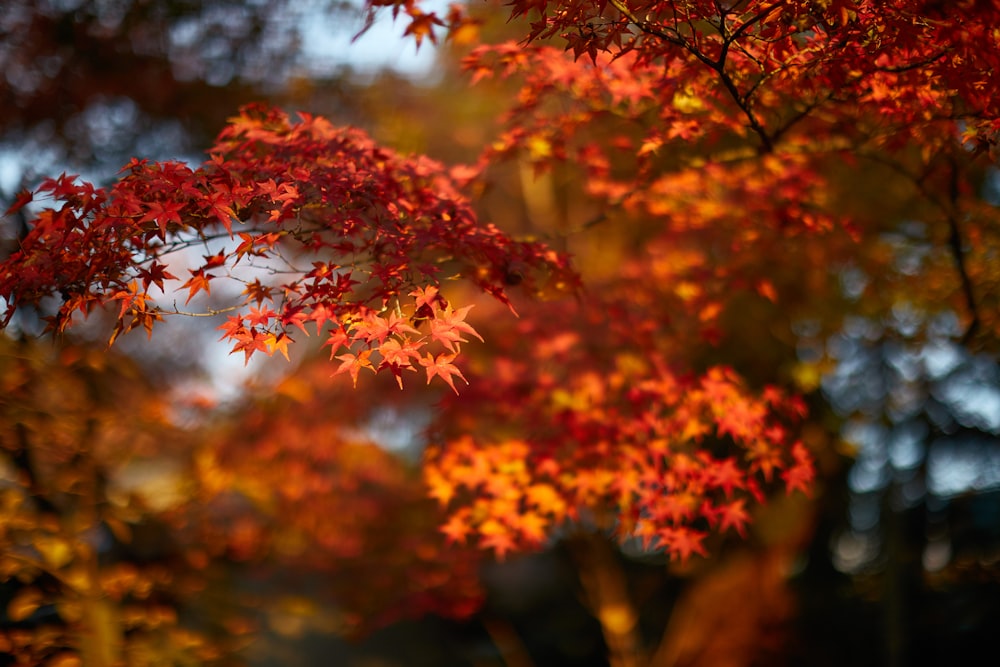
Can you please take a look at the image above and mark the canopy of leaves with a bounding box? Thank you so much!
[0,104,575,390]
[3,0,1000,664]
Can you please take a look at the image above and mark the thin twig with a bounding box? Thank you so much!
[945,157,980,344]
[859,151,981,344]
[606,0,774,152]
[166,302,243,317]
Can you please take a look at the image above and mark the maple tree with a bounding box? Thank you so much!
[3,0,1000,664]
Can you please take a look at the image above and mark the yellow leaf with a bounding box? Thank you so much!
[64,564,90,592]
[526,484,566,516]
[551,388,587,411]
[526,135,552,160]
[638,138,663,156]
[672,88,705,113]
[263,332,292,361]
[275,375,312,402]
[56,598,83,623]
[791,362,823,392]
[674,281,702,302]
[104,516,132,544]
[450,22,479,46]
[34,536,74,569]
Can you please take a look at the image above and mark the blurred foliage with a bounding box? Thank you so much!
[0,0,369,184]
[0,336,235,667]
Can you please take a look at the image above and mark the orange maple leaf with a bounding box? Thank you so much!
[429,305,484,352]
[782,442,815,496]
[479,518,517,560]
[403,9,444,48]
[426,468,456,506]
[334,349,375,386]
[441,511,472,544]
[180,269,213,304]
[263,332,293,361]
[420,352,468,394]
[525,483,567,516]
[515,512,549,545]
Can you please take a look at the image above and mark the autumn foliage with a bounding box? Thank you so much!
[424,289,814,561]
[0,339,218,665]
[1,104,574,391]
[192,365,489,633]
[3,0,1000,663]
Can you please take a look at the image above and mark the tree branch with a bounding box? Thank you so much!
[859,151,981,344]
[606,0,774,152]
[945,158,980,344]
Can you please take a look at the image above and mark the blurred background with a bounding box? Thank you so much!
[1,1,999,666]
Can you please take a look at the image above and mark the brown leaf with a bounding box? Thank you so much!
[7,587,44,622]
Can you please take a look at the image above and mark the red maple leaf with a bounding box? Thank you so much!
[706,457,745,497]
[782,442,815,496]
[139,199,184,237]
[4,189,33,216]
[440,511,472,544]
[716,498,751,537]
[663,527,707,563]
[137,262,177,292]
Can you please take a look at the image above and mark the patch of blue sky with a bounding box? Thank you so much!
[298,0,450,80]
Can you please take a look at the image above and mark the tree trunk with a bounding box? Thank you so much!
[569,532,645,667]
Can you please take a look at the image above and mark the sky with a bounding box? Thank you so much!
[299,0,446,78]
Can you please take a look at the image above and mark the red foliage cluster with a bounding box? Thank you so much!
[0,104,575,390]
[479,0,1000,147]
[458,0,1000,251]
[425,293,813,562]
